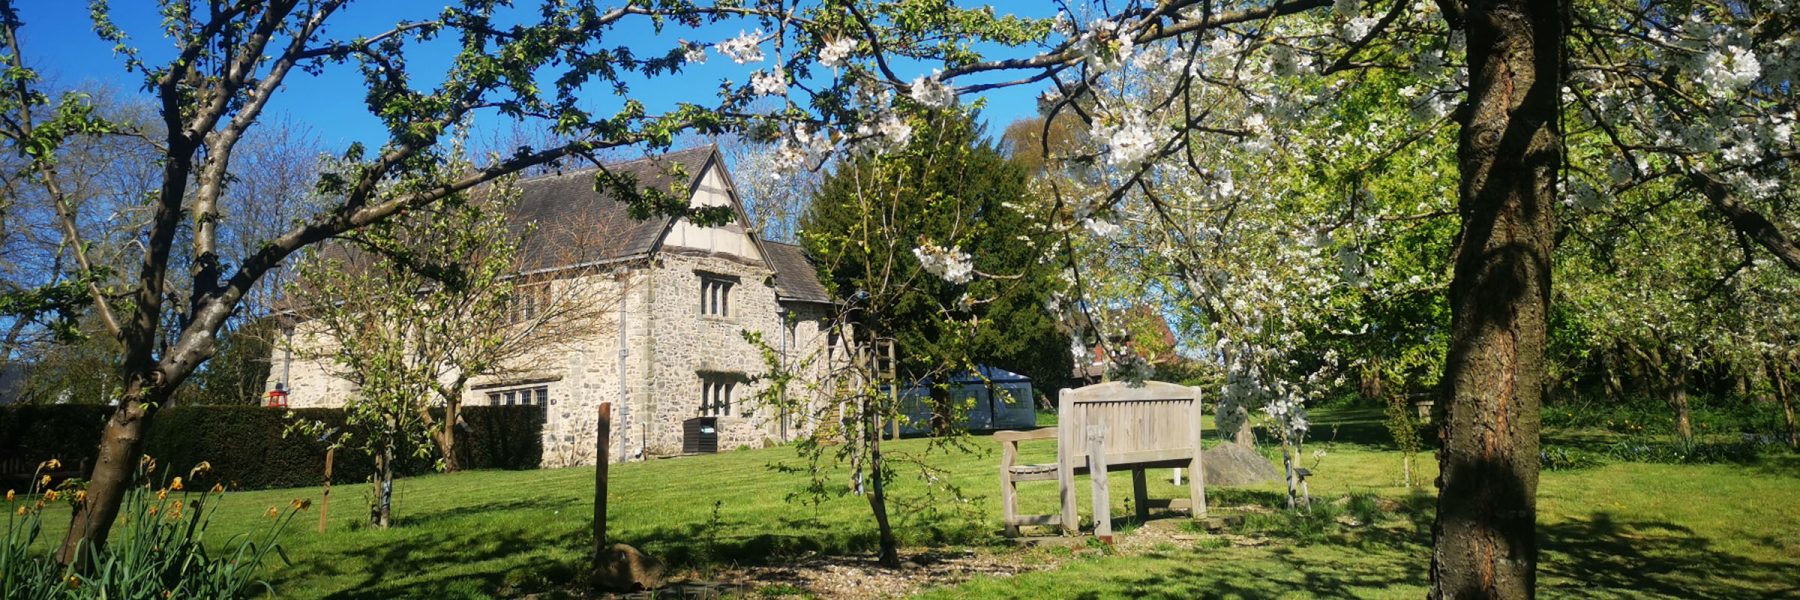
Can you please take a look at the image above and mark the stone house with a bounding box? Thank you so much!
[270,146,847,466]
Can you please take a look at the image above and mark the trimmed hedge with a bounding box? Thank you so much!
[0,405,544,490]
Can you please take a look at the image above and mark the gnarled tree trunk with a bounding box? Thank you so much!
[1431,0,1564,596]
[1669,362,1692,442]
[54,385,159,565]
[1773,359,1797,452]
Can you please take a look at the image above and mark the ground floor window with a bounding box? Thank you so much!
[486,385,549,407]
[700,374,738,416]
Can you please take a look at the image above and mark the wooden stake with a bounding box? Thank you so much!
[319,447,335,533]
[594,402,612,568]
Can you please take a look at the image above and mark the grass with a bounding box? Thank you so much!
[18,406,1800,599]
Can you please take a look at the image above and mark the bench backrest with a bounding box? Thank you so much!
[1058,380,1203,467]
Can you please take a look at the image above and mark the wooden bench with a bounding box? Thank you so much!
[997,380,1206,538]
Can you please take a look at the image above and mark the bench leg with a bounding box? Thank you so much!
[1001,478,1020,537]
[1000,444,1019,537]
[1132,468,1149,523]
[1087,427,1111,539]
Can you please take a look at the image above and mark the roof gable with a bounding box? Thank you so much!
[507,146,834,305]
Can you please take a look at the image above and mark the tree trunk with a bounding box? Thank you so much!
[1669,364,1692,442]
[866,400,899,567]
[55,386,159,565]
[1773,360,1797,452]
[1280,432,1300,510]
[435,399,462,472]
[1360,361,1384,400]
[1430,0,1563,596]
[1603,350,1624,401]
[372,444,394,528]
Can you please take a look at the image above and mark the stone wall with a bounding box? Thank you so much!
[267,255,841,467]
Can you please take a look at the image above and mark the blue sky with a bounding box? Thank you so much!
[16,1,1056,150]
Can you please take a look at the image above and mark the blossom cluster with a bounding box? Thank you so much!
[913,243,974,284]
[717,30,765,64]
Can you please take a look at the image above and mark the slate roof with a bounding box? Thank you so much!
[763,240,834,304]
[509,146,835,305]
[511,146,715,272]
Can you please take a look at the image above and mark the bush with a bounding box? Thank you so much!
[1,405,545,490]
[1600,436,1779,465]
[1539,446,1604,471]
[1543,395,1785,438]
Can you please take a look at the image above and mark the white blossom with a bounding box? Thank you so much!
[877,113,913,147]
[717,30,765,64]
[1076,19,1135,72]
[1697,45,1760,95]
[751,68,788,96]
[1091,113,1159,166]
[1268,44,1310,77]
[1084,218,1121,237]
[1340,16,1378,40]
[913,244,974,284]
[682,41,706,64]
[1051,11,1075,37]
[819,38,856,69]
[909,73,957,108]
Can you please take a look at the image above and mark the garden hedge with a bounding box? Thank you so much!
[0,405,544,490]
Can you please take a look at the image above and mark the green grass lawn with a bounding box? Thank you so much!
[18,406,1800,599]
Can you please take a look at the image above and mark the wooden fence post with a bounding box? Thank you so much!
[318,447,335,533]
[593,402,612,568]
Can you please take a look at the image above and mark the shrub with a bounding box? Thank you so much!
[1539,446,1604,471]
[1600,436,1779,465]
[2,459,305,598]
[1,405,546,491]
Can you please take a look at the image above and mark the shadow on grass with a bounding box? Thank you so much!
[1539,513,1800,599]
[1081,494,1796,599]
[311,525,586,600]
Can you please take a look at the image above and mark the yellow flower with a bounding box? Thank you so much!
[43,490,58,502]
[171,477,183,491]
[41,459,61,471]
[291,498,313,511]
[66,575,80,589]
[147,505,159,516]
[265,506,279,519]
[39,475,51,488]
[189,461,212,477]
[5,489,12,502]
[15,506,25,515]
[74,490,86,503]
[210,483,225,494]
[156,489,169,501]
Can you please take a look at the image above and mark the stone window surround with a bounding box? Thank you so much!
[698,271,737,317]
[483,383,550,407]
[698,371,747,417]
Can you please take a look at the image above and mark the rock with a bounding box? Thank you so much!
[591,543,666,592]
[1203,443,1283,486]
